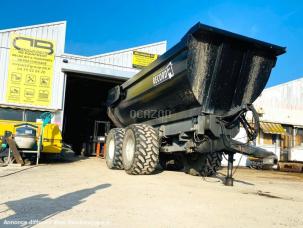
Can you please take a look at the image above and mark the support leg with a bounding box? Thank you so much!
[224,153,234,186]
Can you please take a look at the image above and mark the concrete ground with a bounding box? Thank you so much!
[0,156,303,228]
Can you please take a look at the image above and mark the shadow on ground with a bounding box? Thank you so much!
[0,184,111,227]
[39,147,88,164]
[208,172,255,186]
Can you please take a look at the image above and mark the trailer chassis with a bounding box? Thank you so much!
[138,104,277,186]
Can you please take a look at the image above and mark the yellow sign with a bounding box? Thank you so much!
[132,51,158,69]
[6,34,56,107]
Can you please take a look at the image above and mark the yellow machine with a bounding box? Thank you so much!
[0,120,62,153]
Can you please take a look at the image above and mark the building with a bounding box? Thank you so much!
[222,78,303,166]
[254,78,303,163]
[0,21,166,153]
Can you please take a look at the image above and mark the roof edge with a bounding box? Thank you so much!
[0,21,67,33]
[89,40,167,59]
[264,77,303,91]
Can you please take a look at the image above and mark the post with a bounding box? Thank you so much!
[6,136,24,165]
[96,142,100,157]
[102,144,106,158]
[224,153,234,186]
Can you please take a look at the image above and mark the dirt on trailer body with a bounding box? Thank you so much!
[0,157,302,228]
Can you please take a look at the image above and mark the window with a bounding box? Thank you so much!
[281,134,291,149]
[0,107,23,121]
[25,110,44,122]
[262,133,281,146]
[263,133,275,145]
[284,126,293,135]
[0,107,45,122]
[295,128,303,147]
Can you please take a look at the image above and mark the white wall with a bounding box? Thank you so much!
[254,78,303,126]
[89,41,167,69]
[289,148,303,162]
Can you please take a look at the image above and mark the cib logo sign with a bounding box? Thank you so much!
[13,36,54,55]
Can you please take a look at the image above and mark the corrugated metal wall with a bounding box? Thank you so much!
[61,41,167,74]
[61,54,139,74]
[254,78,303,126]
[89,41,167,68]
[0,21,66,110]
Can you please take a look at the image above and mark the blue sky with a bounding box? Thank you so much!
[0,0,302,87]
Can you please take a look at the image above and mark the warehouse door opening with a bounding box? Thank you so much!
[62,73,126,155]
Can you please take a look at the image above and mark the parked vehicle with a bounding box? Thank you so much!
[105,22,285,185]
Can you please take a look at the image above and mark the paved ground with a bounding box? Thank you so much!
[0,156,303,228]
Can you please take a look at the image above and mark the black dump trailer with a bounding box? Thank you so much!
[105,23,286,185]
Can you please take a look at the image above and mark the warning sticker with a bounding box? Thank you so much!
[6,33,56,107]
[25,74,36,85]
[132,51,158,69]
[11,73,22,83]
[24,88,35,98]
[9,87,20,97]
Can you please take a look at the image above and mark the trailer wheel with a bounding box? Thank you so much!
[122,124,159,175]
[105,128,125,169]
[184,152,222,176]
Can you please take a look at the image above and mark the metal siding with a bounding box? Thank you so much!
[0,21,66,111]
[254,78,303,126]
[62,41,166,73]
[89,41,167,68]
[61,54,139,74]
[0,32,10,103]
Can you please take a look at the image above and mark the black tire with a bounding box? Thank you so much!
[184,152,222,176]
[159,153,184,171]
[122,124,159,175]
[105,128,125,169]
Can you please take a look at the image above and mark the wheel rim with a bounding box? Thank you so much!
[125,131,135,162]
[108,138,115,160]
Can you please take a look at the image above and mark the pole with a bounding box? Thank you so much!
[224,153,234,186]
